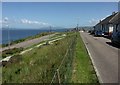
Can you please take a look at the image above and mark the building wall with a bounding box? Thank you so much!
[113,24,120,33]
[102,24,113,33]
[109,24,113,33]
[95,23,114,35]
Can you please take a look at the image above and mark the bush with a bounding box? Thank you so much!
[2,48,23,58]
[9,54,22,63]
[2,54,22,67]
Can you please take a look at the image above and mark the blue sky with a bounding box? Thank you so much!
[2,2,118,29]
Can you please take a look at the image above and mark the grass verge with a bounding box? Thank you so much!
[71,32,99,84]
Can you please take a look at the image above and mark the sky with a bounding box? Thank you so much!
[1,2,118,29]
[2,0,120,2]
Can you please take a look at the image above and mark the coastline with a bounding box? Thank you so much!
[1,32,53,47]
[1,28,67,47]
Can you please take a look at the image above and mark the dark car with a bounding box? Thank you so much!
[90,30,95,35]
[94,30,104,37]
[88,30,95,35]
[111,31,120,44]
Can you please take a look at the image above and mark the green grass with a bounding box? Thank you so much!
[2,48,23,58]
[2,32,99,84]
[1,32,65,59]
[22,33,66,51]
[71,33,99,83]
[2,32,76,83]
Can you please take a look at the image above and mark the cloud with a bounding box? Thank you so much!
[89,19,99,26]
[21,19,50,26]
[0,17,9,24]
[4,17,8,21]
[1,18,53,28]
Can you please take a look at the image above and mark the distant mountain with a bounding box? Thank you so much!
[1,26,66,30]
[79,26,94,30]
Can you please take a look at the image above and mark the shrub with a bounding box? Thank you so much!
[2,48,23,58]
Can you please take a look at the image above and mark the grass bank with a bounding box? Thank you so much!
[2,48,23,58]
[1,32,65,59]
[2,32,76,83]
[71,32,99,84]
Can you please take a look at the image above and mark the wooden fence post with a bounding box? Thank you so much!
[57,69,61,85]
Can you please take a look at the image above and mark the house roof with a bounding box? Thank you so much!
[109,12,120,24]
[95,12,117,26]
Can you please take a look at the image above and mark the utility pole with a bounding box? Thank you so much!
[77,18,79,31]
[46,26,52,45]
[6,25,10,49]
[49,26,52,39]
[4,18,10,49]
[49,26,51,40]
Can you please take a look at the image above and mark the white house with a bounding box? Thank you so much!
[94,12,117,37]
[109,12,120,33]
[109,12,120,44]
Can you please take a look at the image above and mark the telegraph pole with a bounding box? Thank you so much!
[49,26,51,40]
[77,18,79,31]
[46,26,51,45]
[4,18,10,49]
[6,25,10,49]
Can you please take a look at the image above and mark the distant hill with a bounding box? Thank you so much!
[79,26,94,30]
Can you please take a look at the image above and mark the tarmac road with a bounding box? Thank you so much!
[80,32,118,83]
[0,34,55,52]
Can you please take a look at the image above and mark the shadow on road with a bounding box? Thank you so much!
[106,42,120,49]
[103,36,111,40]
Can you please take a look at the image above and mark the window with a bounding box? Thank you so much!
[116,24,118,32]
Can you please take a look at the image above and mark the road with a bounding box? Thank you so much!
[0,34,55,52]
[80,32,118,83]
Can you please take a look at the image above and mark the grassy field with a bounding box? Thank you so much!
[2,32,76,83]
[71,32,99,84]
[2,32,99,84]
[1,32,63,59]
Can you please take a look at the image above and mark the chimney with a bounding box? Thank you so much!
[112,12,116,15]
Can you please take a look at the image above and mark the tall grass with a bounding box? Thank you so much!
[2,32,99,84]
[71,32,99,83]
[2,32,77,83]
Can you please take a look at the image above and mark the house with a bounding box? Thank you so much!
[94,20,102,32]
[109,12,120,44]
[94,12,117,37]
[109,12,120,33]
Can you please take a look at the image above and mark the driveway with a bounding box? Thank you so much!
[80,32,118,83]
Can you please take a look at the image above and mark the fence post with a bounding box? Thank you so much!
[57,69,61,85]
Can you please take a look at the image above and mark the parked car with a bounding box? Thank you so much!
[88,30,95,35]
[91,30,95,35]
[111,31,120,44]
[94,30,104,36]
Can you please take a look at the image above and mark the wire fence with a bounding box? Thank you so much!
[2,32,78,83]
[50,33,77,84]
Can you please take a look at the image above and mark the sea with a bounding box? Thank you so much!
[1,28,67,44]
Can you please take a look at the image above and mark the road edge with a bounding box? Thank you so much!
[80,32,103,83]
